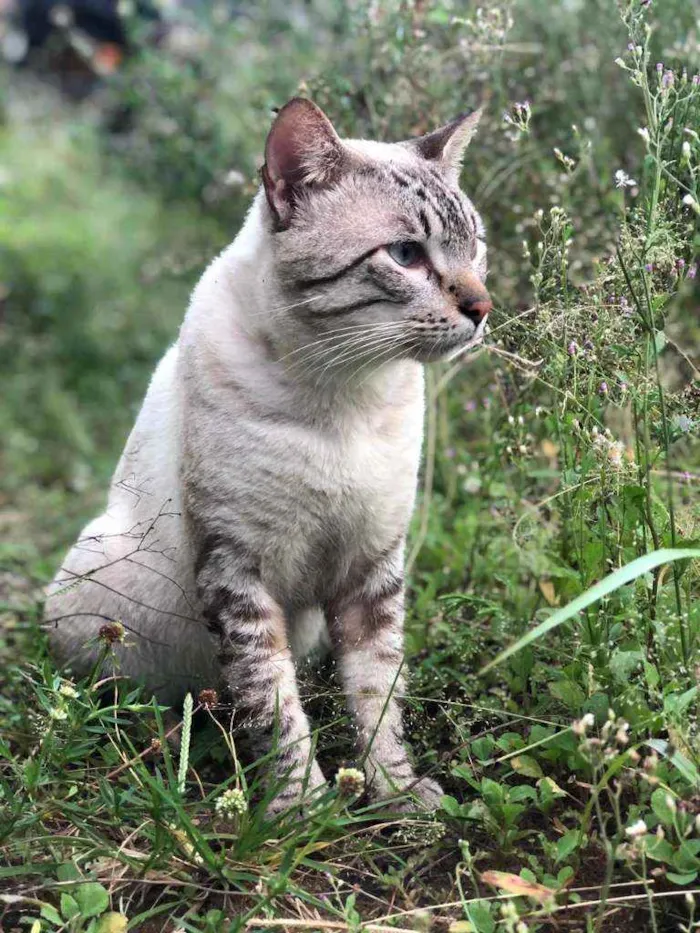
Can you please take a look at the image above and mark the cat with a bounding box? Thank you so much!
[45,97,492,813]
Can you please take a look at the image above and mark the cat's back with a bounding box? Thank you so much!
[45,344,217,699]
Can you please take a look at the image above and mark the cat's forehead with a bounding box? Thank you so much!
[343,138,418,165]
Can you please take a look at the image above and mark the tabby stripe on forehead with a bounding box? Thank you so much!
[297,246,378,289]
[388,167,449,231]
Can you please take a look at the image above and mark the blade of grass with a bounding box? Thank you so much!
[480,548,700,673]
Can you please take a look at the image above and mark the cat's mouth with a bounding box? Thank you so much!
[412,317,489,363]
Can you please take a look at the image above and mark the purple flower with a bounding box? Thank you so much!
[656,62,663,73]
[445,447,456,459]
[688,263,697,279]
[568,340,578,356]
[465,400,477,412]
[677,258,686,270]
[693,75,700,86]
[662,70,674,88]
[599,381,609,395]
[627,43,635,51]
[645,262,653,272]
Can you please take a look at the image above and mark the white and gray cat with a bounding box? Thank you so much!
[45,98,492,813]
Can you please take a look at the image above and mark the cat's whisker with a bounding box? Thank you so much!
[278,320,407,365]
[352,338,413,390]
[316,332,409,385]
[282,325,408,373]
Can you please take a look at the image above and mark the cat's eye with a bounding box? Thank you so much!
[386,241,425,267]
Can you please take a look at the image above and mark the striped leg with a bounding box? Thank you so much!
[196,537,325,813]
[329,547,443,810]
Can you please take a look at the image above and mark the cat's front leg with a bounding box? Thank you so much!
[328,546,444,811]
[195,535,326,814]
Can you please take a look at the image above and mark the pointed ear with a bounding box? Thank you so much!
[411,108,483,178]
[261,98,347,228]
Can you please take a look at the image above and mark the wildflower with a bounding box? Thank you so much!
[675,415,694,433]
[677,258,686,271]
[567,340,578,356]
[599,381,608,396]
[644,263,653,272]
[693,75,700,86]
[59,683,78,698]
[215,787,248,819]
[682,194,700,214]
[656,62,663,74]
[637,127,650,145]
[335,767,365,797]
[49,707,68,721]
[464,400,477,412]
[688,263,697,279]
[614,170,637,189]
[626,819,647,838]
[615,721,630,745]
[572,713,595,736]
[662,70,674,88]
[99,621,125,644]
[198,688,219,709]
[681,142,691,166]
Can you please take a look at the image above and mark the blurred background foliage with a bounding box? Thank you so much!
[1,0,696,502]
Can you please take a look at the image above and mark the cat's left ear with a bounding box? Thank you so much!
[409,108,483,179]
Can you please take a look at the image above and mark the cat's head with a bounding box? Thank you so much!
[261,98,490,370]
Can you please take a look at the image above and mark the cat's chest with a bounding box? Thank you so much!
[261,398,424,602]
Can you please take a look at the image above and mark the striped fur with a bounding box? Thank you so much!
[45,98,490,813]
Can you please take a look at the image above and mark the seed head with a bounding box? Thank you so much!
[335,767,365,798]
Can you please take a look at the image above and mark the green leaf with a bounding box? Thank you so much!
[666,871,697,885]
[646,739,700,790]
[466,901,495,933]
[549,679,586,708]
[480,549,700,673]
[609,649,643,684]
[60,893,80,920]
[556,829,581,863]
[41,904,63,925]
[75,883,109,919]
[56,864,80,883]
[651,788,677,826]
[511,755,544,779]
[440,795,463,818]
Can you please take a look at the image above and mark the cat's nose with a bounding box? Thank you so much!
[459,297,492,325]
[448,273,492,326]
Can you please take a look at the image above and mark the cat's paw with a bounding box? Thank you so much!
[380,775,445,813]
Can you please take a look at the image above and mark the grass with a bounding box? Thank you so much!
[1,0,700,931]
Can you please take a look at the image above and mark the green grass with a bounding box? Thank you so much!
[2,1,700,931]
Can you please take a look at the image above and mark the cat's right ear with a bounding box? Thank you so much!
[262,98,346,228]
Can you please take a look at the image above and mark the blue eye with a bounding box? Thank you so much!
[387,241,425,267]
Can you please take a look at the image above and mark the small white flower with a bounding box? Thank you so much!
[626,819,647,838]
[215,787,248,819]
[682,194,700,214]
[637,127,650,144]
[49,708,68,721]
[59,683,79,699]
[614,169,637,189]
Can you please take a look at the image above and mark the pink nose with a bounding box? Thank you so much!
[461,298,492,325]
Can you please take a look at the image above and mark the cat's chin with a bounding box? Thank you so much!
[412,329,487,364]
